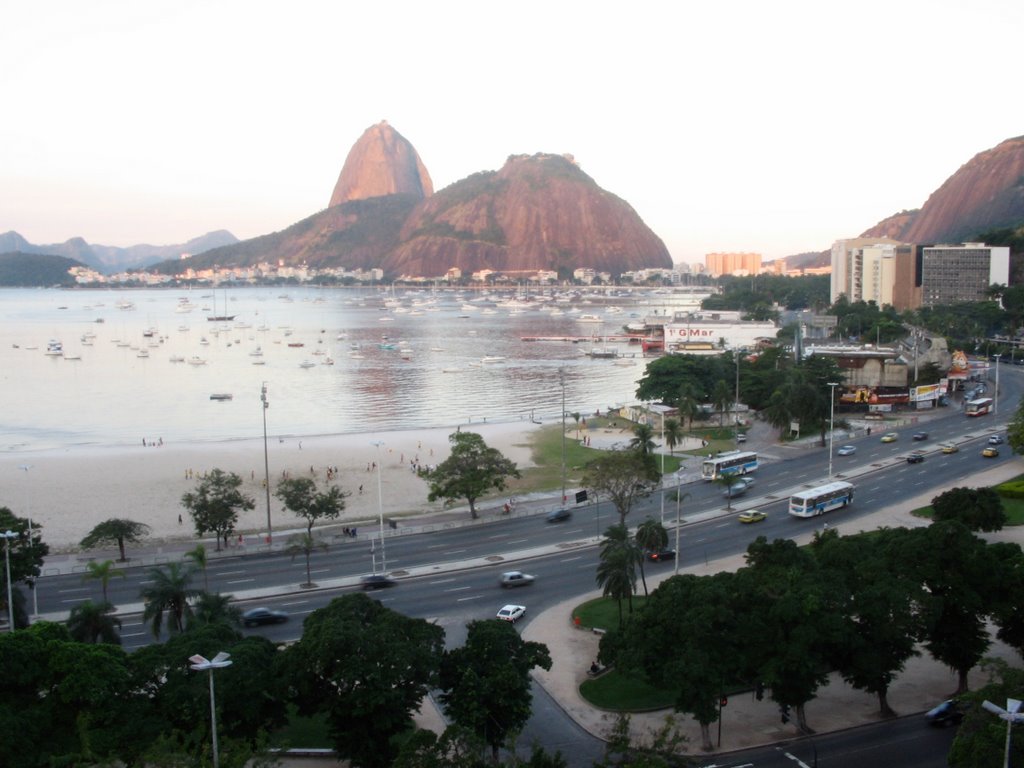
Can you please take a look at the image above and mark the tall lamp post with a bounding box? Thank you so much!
[260,384,272,544]
[659,417,666,524]
[994,353,1002,415]
[17,464,37,619]
[981,698,1023,768]
[189,652,233,768]
[2,530,16,631]
[827,382,839,480]
[371,440,387,574]
[559,369,567,507]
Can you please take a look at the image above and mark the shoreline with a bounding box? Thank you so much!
[1,420,548,552]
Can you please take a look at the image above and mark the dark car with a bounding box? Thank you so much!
[925,699,964,727]
[906,452,925,464]
[242,607,289,627]
[361,574,398,590]
[912,432,929,441]
[546,508,572,523]
[647,549,676,563]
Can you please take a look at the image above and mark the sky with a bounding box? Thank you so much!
[2,1,1022,265]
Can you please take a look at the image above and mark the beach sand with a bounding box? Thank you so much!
[1,420,547,552]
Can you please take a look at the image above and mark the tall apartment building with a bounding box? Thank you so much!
[705,252,761,276]
[920,243,1010,307]
[830,238,906,305]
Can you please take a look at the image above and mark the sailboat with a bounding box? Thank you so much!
[206,289,236,322]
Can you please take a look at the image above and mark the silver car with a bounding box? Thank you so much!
[499,571,535,588]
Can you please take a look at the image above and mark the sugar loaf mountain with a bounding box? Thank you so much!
[4,125,1024,283]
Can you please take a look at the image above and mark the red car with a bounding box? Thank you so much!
[647,549,676,563]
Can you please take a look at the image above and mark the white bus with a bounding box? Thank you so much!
[965,397,993,417]
[701,450,759,481]
[789,481,855,518]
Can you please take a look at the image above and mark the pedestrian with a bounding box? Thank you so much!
[359,484,363,494]
[178,514,182,525]
[299,440,302,450]
[142,438,146,447]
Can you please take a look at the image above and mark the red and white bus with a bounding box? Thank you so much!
[965,397,993,417]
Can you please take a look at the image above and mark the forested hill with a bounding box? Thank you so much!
[0,252,83,287]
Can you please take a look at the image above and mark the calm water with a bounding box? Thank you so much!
[0,286,653,452]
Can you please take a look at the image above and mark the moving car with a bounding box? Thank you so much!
[738,510,767,524]
[496,604,526,623]
[880,433,899,443]
[906,452,925,464]
[941,443,959,454]
[723,478,755,498]
[499,571,535,588]
[988,434,1006,445]
[912,431,929,441]
[836,445,856,456]
[242,607,289,627]
[647,549,676,562]
[735,433,747,443]
[546,508,572,523]
[361,574,398,590]
[925,699,965,727]
[982,447,1000,458]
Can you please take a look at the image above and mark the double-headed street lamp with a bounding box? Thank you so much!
[982,698,1023,768]
[189,652,233,768]
[827,382,839,480]
[18,464,38,619]
[371,440,387,574]
[994,353,1002,415]
[2,530,17,631]
[260,383,273,544]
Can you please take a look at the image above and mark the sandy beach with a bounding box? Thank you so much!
[1,420,547,552]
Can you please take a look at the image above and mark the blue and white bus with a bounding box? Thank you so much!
[701,450,759,481]
[789,481,855,518]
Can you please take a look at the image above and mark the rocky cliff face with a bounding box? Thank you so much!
[863,135,1024,244]
[384,153,672,277]
[328,121,433,207]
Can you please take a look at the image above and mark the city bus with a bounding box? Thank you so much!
[789,481,855,518]
[701,450,759,480]
[965,397,993,417]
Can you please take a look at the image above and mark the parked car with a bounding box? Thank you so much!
[723,478,755,498]
[546,508,572,523]
[941,443,959,454]
[499,571,535,588]
[647,549,676,562]
[738,510,767,524]
[925,699,965,727]
[880,432,899,443]
[361,574,398,590]
[988,434,1005,445]
[735,433,747,443]
[912,431,929,441]
[242,607,289,627]
[982,447,1000,458]
[836,445,856,456]
[906,452,925,464]
[496,604,526,623]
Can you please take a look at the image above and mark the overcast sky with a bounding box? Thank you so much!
[2,0,1022,264]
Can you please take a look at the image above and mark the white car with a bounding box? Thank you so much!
[499,571,535,588]
[496,604,526,623]
[836,445,856,456]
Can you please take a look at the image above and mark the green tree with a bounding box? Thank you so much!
[0,507,49,629]
[286,532,329,588]
[80,518,151,562]
[582,451,660,527]
[634,518,668,597]
[275,476,349,536]
[426,432,521,519]
[596,524,640,627]
[187,592,242,630]
[716,473,747,511]
[676,383,700,430]
[284,593,445,768]
[140,561,200,638]
[630,422,657,454]
[662,418,682,455]
[932,487,1006,532]
[712,379,732,426]
[67,600,122,644]
[439,619,552,762]
[184,544,209,591]
[181,469,254,551]
[82,559,124,604]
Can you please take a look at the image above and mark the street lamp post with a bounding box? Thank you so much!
[659,418,665,524]
[827,382,839,480]
[981,698,1023,768]
[994,354,1002,415]
[189,652,233,768]
[17,466,37,622]
[260,384,272,544]
[371,440,387,574]
[2,530,16,631]
[559,369,566,508]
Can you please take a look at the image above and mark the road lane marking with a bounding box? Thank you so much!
[227,578,257,585]
[456,595,482,602]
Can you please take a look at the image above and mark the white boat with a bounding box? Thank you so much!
[299,360,316,369]
[63,353,82,361]
[45,340,63,356]
[251,359,266,366]
[188,356,206,366]
[169,355,185,363]
[480,355,506,364]
[209,393,233,401]
[136,350,150,358]
[576,314,603,323]
[249,346,263,357]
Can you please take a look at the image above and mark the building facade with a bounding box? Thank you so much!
[705,252,762,277]
[920,243,1010,307]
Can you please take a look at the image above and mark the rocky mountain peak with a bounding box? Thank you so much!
[328,120,434,208]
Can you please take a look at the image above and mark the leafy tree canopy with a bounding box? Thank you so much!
[80,518,152,562]
[932,487,1006,532]
[181,469,254,551]
[426,431,520,519]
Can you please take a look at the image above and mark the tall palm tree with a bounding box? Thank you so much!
[184,544,209,591]
[287,532,329,588]
[676,384,700,430]
[712,380,733,427]
[663,418,682,456]
[633,518,668,597]
[82,559,124,604]
[630,422,656,455]
[67,600,122,644]
[188,592,242,629]
[597,524,639,625]
[140,561,199,638]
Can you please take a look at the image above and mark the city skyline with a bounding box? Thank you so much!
[2,1,1022,265]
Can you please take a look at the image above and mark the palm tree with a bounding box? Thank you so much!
[630,422,656,455]
[140,561,199,638]
[67,600,122,644]
[572,411,581,439]
[188,592,242,629]
[287,532,329,588]
[597,524,640,625]
[633,517,668,597]
[184,544,209,591]
[676,384,700,430]
[712,380,732,427]
[663,418,682,455]
[82,559,124,604]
